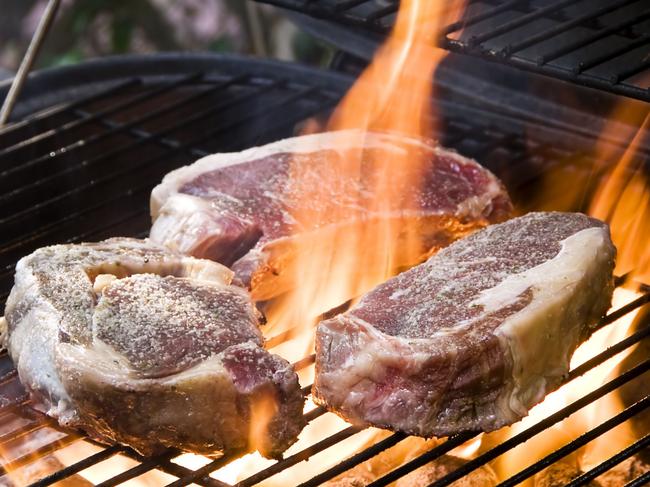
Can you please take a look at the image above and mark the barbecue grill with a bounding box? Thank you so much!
[1,2,649,486]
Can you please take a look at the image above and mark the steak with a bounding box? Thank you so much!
[313,212,616,436]
[150,130,512,300]
[2,238,305,458]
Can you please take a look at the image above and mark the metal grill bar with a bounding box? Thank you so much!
[613,58,650,84]
[465,0,577,46]
[627,471,650,487]
[74,109,208,158]
[365,4,398,24]
[255,0,650,101]
[0,417,55,445]
[0,434,81,476]
[293,432,407,487]
[165,452,248,487]
[565,434,650,487]
[335,0,374,11]
[538,9,650,64]
[95,451,178,487]
[0,81,289,228]
[0,74,245,203]
[503,0,639,54]
[236,426,363,487]
[76,441,226,487]
[0,75,250,190]
[442,0,525,35]
[29,445,123,487]
[0,73,201,162]
[575,33,650,74]
[365,432,480,487]
[498,395,650,487]
[0,78,139,139]
[0,185,150,265]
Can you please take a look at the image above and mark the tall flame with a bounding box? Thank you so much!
[589,112,650,285]
[264,0,467,342]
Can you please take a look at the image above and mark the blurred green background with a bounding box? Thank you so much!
[0,0,334,77]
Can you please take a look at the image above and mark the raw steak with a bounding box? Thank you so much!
[313,212,616,436]
[2,238,305,458]
[150,130,512,300]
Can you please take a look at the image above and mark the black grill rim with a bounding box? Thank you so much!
[0,53,647,486]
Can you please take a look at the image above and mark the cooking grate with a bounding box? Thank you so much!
[0,54,648,486]
[254,0,650,102]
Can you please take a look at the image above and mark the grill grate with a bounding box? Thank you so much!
[254,0,650,102]
[0,55,648,486]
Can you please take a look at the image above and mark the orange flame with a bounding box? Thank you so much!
[248,390,280,456]
[589,112,650,286]
[262,0,468,342]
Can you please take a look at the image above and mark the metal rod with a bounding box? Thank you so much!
[504,0,637,55]
[441,0,527,36]
[539,9,650,64]
[626,471,650,487]
[0,80,289,229]
[575,34,650,74]
[95,450,179,487]
[612,58,650,84]
[497,395,650,487]
[0,0,61,126]
[442,37,650,102]
[244,2,268,57]
[0,434,80,476]
[466,0,576,46]
[565,434,650,487]
[0,79,139,138]
[366,432,479,487]
[29,445,123,487]
[0,74,195,162]
[296,432,407,487]
[237,426,363,487]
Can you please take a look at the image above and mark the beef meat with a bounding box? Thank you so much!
[2,238,305,458]
[313,212,615,436]
[150,130,512,300]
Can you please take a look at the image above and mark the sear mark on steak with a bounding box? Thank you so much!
[3,238,305,458]
[149,130,513,301]
[313,212,616,437]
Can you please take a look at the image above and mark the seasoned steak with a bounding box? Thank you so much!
[313,212,616,436]
[150,130,512,300]
[3,238,304,458]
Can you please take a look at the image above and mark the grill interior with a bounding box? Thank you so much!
[0,53,648,486]
[254,0,650,101]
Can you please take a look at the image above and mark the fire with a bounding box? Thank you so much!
[589,112,650,285]
[248,390,280,456]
